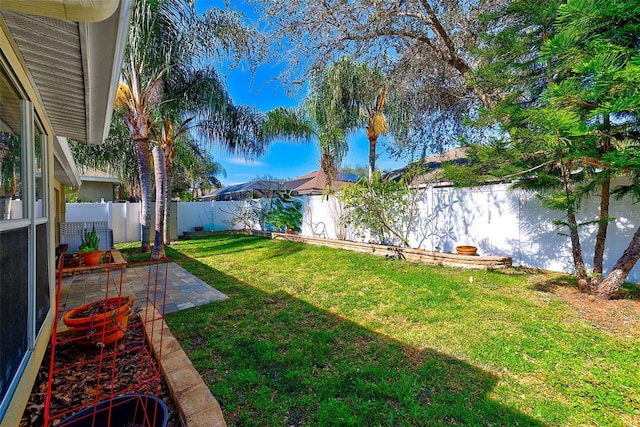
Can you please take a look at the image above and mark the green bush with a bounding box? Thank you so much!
[264,190,302,233]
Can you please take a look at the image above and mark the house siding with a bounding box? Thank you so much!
[76,180,116,202]
[0,20,58,426]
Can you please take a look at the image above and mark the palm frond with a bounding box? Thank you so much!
[262,107,314,142]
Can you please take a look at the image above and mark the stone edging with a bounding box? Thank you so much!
[251,230,512,270]
[141,305,227,427]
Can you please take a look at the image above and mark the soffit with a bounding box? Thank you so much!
[0,1,130,146]
[2,12,87,142]
[0,2,130,186]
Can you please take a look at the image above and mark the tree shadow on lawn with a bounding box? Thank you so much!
[167,258,545,427]
[177,233,275,257]
[260,240,305,260]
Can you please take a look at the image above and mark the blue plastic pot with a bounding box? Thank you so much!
[58,394,168,427]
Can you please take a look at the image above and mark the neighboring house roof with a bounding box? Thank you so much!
[0,1,132,185]
[284,170,359,195]
[204,170,360,201]
[203,180,284,201]
[386,146,468,185]
[78,167,121,184]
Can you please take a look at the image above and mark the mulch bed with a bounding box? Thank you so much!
[20,316,181,426]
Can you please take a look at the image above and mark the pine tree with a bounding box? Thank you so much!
[455,0,640,298]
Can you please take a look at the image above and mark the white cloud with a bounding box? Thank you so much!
[226,157,264,166]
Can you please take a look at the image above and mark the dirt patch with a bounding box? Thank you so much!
[20,317,180,426]
[554,286,640,338]
[510,267,640,337]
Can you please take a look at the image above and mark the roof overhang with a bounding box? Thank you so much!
[54,137,81,187]
[0,0,131,184]
[0,1,120,23]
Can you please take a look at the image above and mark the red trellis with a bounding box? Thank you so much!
[43,251,170,426]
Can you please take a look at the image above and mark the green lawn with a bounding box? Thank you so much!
[132,234,638,426]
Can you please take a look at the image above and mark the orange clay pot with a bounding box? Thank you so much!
[63,296,133,346]
[79,250,102,266]
[455,245,478,256]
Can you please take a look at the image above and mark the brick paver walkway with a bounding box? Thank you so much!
[58,262,228,314]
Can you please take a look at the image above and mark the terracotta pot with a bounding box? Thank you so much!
[456,245,478,256]
[79,250,102,266]
[63,296,133,346]
[194,226,204,231]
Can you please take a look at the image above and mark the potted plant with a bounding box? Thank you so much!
[62,296,133,346]
[78,226,102,266]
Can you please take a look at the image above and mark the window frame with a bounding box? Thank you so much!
[0,54,51,421]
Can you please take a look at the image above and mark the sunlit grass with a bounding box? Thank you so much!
[162,234,639,426]
[115,241,183,264]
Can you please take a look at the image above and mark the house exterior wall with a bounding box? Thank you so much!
[76,181,115,202]
[0,22,57,426]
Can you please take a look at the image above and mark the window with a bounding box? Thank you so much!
[35,124,49,334]
[35,222,49,333]
[0,66,22,221]
[35,129,44,218]
[0,228,29,405]
[0,59,50,419]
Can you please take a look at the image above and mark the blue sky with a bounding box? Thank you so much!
[196,0,405,185]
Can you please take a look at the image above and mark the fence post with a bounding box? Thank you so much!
[107,201,113,230]
[124,201,129,243]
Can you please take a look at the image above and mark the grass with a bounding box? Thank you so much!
[114,241,182,264]
[123,235,639,426]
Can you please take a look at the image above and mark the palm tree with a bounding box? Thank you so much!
[308,57,390,180]
[69,119,140,200]
[158,116,194,248]
[259,58,392,186]
[115,0,264,258]
[365,86,389,179]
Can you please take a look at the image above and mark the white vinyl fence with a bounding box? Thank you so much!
[63,178,640,282]
[63,202,141,251]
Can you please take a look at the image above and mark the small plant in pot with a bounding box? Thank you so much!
[78,226,102,266]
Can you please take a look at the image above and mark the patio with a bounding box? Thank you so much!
[52,257,229,426]
[58,260,229,315]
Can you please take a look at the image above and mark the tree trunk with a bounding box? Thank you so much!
[592,114,612,287]
[133,136,152,252]
[163,150,174,246]
[592,176,610,286]
[567,210,590,290]
[163,177,172,246]
[597,226,640,298]
[151,145,166,261]
[558,153,590,289]
[162,134,177,246]
[368,136,377,179]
